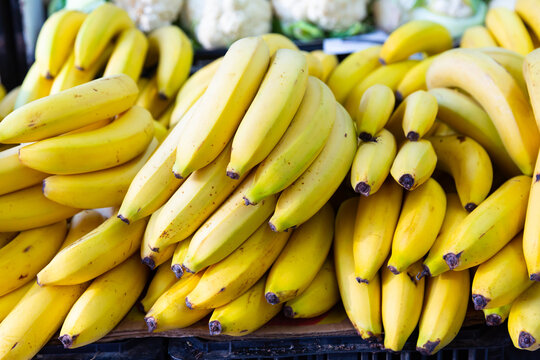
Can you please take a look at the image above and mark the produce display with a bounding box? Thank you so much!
[2,1,540,359]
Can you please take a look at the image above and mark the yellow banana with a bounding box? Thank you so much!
[156,107,173,129]
[484,303,512,326]
[524,147,540,280]
[0,282,32,322]
[0,86,20,119]
[59,256,149,348]
[183,174,278,274]
[103,28,148,82]
[185,221,291,310]
[350,129,397,196]
[227,49,308,179]
[460,26,498,48]
[0,144,47,196]
[382,261,425,352]
[0,83,4,100]
[62,210,107,252]
[242,77,336,205]
[380,20,452,64]
[311,50,338,82]
[74,3,134,71]
[478,47,528,96]
[395,56,437,100]
[269,103,356,231]
[139,259,179,313]
[171,236,192,278]
[400,90,438,141]
[140,206,176,270]
[390,140,437,191]
[303,51,324,79]
[137,78,173,122]
[516,0,540,41]
[14,63,53,109]
[209,276,282,336]
[334,198,382,342]
[260,33,299,56]
[524,49,540,134]
[173,37,270,178]
[355,84,395,141]
[43,138,158,209]
[508,282,540,351]
[327,45,381,103]
[485,7,533,56]
[353,179,402,283]
[37,216,148,285]
[416,270,470,355]
[431,121,457,137]
[0,74,138,143]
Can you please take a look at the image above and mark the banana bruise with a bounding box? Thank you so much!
[104,28,148,82]
[460,26,498,48]
[485,7,533,56]
[390,140,437,191]
[355,84,395,141]
[508,282,540,351]
[139,259,179,313]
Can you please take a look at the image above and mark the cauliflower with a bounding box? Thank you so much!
[426,0,474,17]
[114,0,185,32]
[181,0,272,50]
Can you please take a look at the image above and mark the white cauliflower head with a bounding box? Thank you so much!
[426,0,474,17]
[114,0,185,32]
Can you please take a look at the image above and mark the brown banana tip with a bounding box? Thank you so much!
[59,334,75,349]
[185,297,193,309]
[416,266,430,281]
[265,292,281,305]
[141,257,156,270]
[209,320,222,335]
[36,278,43,287]
[144,316,158,332]
[395,91,403,102]
[416,340,440,356]
[472,294,490,310]
[406,131,420,142]
[365,332,383,345]
[443,252,462,270]
[387,265,400,275]
[485,314,502,326]
[378,58,386,65]
[355,182,371,196]
[283,306,296,318]
[226,171,240,180]
[158,92,169,101]
[171,264,184,278]
[398,174,415,190]
[465,203,477,212]
[45,71,53,80]
[519,331,536,349]
[358,132,374,142]
[530,273,540,281]
[355,277,369,284]
[243,196,255,206]
[41,179,47,193]
[117,214,130,224]
[182,264,195,274]
[268,222,278,232]
[173,171,183,179]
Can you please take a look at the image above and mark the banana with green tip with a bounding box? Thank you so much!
[0,144,47,196]
[390,140,437,191]
[103,28,148,82]
[139,259,179,313]
[171,236,192,278]
[484,303,512,326]
[311,50,338,82]
[0,282,32,323]
[460,26,497,48]
[0,86,20,119]
[485,7,533,56]
[508,282,540,351]
[355,84,395,141]
[395,56,437,100]
[14,63,53,109]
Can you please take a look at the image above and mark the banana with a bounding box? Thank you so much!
[353,179,402,283]
[508,282,540,351]
[516,0,540,42]
[0,74,138,143]
[260,33,299,56]
[485,7,533,56]
[140,259,179,313]
[355,84,395,141]
[380,20,452,64]
[441,175,530,272]
[478,47,528,96]
[345,60,418,119]
[0,232,18,248]
[14,63,53,109]
[395,56,437,101]
[242,77,336,205]
[381,261,425,352]
[0,282,87,360]
[420,194,469,279]
[185,221,291,310]
[64,210,107,248]
[460,26,498,48]
[416,270,470,355]
[227,49,308,179]
[334,198,382,342]
[429,135,493,211]
[140,206,176,270]
[265,204,334,305]
[0,84,4,100]
[43,138,158,209]
[524,147,540,280]
[327,45,381,103]
[136,75,175,119]
[350,129,397,196]
[171,236,192,278]
[399,90,438,141]
[311,50,338,82]
[103,28,148,82]
[390,140,437,191]
[59,256,149,348]
[524,49,540,133]
[173,37,270,178]
[431,121,457,137]
[74,3,134,71]
[0,282,32,322]
[426,48,539,176]
[303,51,324,80]
[0,86,20,119]
[283,257,339,319]
[144,272,210,332]
[0,144,47,196]
[472,234,533,310]
[484,303,512,326]
[428,88,518,175]
[209,276,282,336]
[37,216,148,286]
[20,105,154,175]
[269,103,356,231]
[183,174,278,274]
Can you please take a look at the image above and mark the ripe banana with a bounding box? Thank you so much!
[390,140,437,191]
[0,74,138,143]
[283,257,339,319]
[269,103,356,231]
[416,270,470,355]
[426,48,539,176]
[0,281,32,322]
[136,74,174,119]
[140,206,176,270]
[74,3,134,71]
[37,216,148,285]
[327,45,381,104]
[14,63,53,109]
[227,49,308,179]
[311,50,338,82]
[59,256,149,348]
[65,210,107,248]
[395,56,437,100]
[140,259,179,313]
[260,33,299,56]
[242,77,336,205]
[19,106,154,175]
[183,174,277,274]
[303,51,324,79]
[478,47,528,96]
[516,0,540,42]
[355,84,395,141]
[43,138,158,209]
[185,221,291,310]
[387,178,446,274]
[209,276,282,336]
[350,129,397,196]
[103,28,148,82]
[353,179,402,283]
[0,144,47,196]
[429,135,493,211]
[399,90,438,141]
[0,86,20,119]
[460,26,498,48]
[265,204,334,305]
[485,7,533,56]
[382,261,425,352]
[508,282,540,351]
[334,198,382,342]
[171,236,192,278]
[524,147,540,280]
[380,20,452,64]
[524,49,540,133]
[173,37,270,178]
[441,175,530,271]
[34,9,86,79]
[484,303,512,326]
